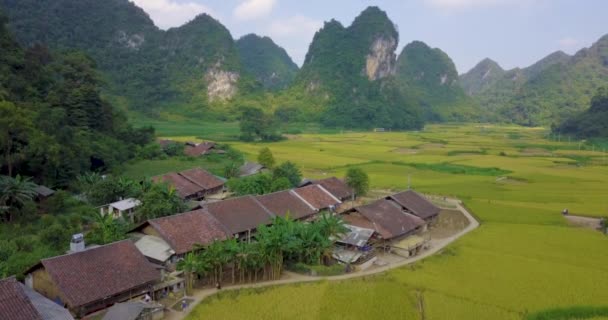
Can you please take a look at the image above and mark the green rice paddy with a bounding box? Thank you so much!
[157,123,608,320]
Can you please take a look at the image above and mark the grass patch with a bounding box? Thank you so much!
[447,149,487,156]
[525,306,608,320]
[402,162,511,176]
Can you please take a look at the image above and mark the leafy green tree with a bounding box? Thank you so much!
[0,102,34,177]
[223,162,240,179]
[239,106,282,142]
[270,177,291,192]
[257,147,275,168]
[137,183,187,221]
[272,161,302,187]
[86,211,128,245]
[345,167,370,197]
[164,142,184,157]
[0,175,37,222]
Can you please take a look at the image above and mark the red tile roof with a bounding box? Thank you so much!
[387,190,440,220]
[256,190,316,220]
[152,172,202,199]
[205,196,274,235]
[293,185,341,210]
[313,177,353,200]
[351,199,425,239]
[179,168,224,191]
[0,277,43,320]
[184,142,216,156]
[146,210,230,254]
[32,241,160,309]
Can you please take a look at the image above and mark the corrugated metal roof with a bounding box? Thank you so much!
[337,224,374,247]
[109,198,141,211]
[134,235,175,263]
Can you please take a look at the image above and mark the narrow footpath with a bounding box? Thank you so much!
[165,198,479,320]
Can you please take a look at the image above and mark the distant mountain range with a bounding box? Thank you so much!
[461,36,608,126]
[0,0,606,130]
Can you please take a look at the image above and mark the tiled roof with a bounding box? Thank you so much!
[256,190,316,220]
[0,277,43,320]
[387,190,440,220]
[352,199,426,239]
[184,142,216,156]
[293,185,341,210]
[205,196,275,235]
[314,177,353,200]
[152,173,201,199]
[147,210,230,254]
[179,168,224,190]
[34,241,160,308]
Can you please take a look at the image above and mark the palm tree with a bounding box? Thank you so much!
[88,211,126,245]
[178,252,198,294]
[317,211,348,239]
[0,175,37,222]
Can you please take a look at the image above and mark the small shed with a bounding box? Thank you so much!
[391,235,427,258]
[239,162,265,177]
[34,185,55,201]
[101,198,141,221]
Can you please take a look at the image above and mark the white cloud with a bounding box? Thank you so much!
[267,15,322,38]
[266,15,322,65]
[424,0,531,11]
[233,0,277,21]
[130,0,215,30]
[558,37,580,48]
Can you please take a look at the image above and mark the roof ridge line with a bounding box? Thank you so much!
[290,189,317,211]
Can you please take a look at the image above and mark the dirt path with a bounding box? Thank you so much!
[164,198,479,320]
[564,214,602,230]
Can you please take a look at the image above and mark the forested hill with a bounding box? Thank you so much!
[236,34,299,91]
[461,34,608,126]
[0,12,153,186]
[293,6,423,129]
[0,1,484,128]
[0,0,251,115]
[556,87,608,138]
[396,41,481,122]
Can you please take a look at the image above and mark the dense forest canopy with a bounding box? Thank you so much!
[0,11,153,186]
[556,87,608,138]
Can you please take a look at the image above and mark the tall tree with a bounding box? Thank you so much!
[257,147,275,168]
[0,102,34,177]
[0,175,37,221]
[345,167,369,197]
[272,161,302,187]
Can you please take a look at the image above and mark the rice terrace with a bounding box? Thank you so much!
[152,123,608,320]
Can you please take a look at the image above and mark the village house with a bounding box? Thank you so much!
[152,168,225,201]
[341,199,427,254]
[24,240,161,318]
[130,210,230,267]
[300,177,354,202]
[204,195,276,240]
[0,277,74,320]
[184,142,224,157]
[256,190,317,220]
[292,184,342,212]
[386,190,441,224]
[100,198,141,221]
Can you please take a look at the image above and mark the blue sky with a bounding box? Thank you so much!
[131,0,608,73]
